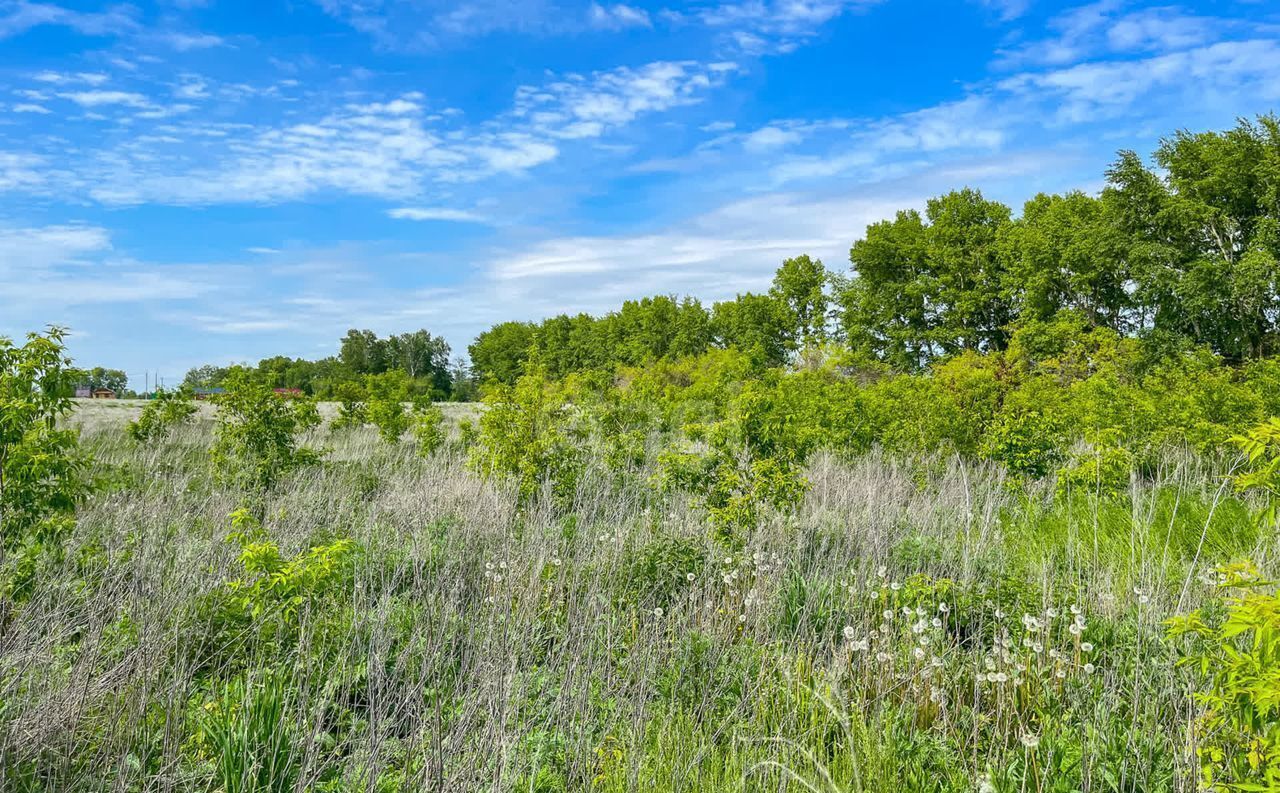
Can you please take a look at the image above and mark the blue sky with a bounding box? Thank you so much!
[2,0,1279,385]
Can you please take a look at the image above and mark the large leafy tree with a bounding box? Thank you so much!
[711,292,793,367]
[770,254,829,347]
[1106,115,1280,359]
[843,189,1013,368]
[842,209,931,369]
[469,321,537,385]
[1000,191,1133,330]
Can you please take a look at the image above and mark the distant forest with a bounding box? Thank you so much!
[177,114,1280,400]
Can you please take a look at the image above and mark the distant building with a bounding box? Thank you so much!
[192,387,226,400]
[91,388,117,399]
[273,388,305,398]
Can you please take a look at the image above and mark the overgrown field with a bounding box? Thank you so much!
[3,343,1280,792]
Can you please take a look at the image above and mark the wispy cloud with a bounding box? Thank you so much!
[587,3,650,30]
[995,2,1219,68]
[0,1,138,39]
[388,206,487,222]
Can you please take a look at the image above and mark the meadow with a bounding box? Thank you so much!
[2,358,1279,792]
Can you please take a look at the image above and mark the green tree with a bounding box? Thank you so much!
[0,328,87,557]
[1000,191,1133,330]
[843,209,932,369]
[1106,115,1280,359]
[469,321,537,386]
[210,369,322,492]
[711,293,793,368]
[770,255,829,346]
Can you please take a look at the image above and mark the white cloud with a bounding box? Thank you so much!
[388,206,487,222]
[11,103,51,113]
[998,39,1280,123]
[588,3,651,30]
[58,90,150,108]
[150,30,226,51]
[0,1,138,39]
[33,70,110,85]
[996,2,1219,68]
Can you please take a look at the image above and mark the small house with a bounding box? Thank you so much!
[91,388,117,399]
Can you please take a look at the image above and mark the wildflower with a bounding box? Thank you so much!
[1032,643,1043,654]
[1045,607,1058,619]
[1070,604,1082,616]
[883,609,894,621]
[843,625,857,641]
[901,606,912,617]
[876,651,891,662]
[738,614,746,623]
[890,581,902,591]
[653,607,664,618]
[1021,614,1041,631]
[1020,733,1040,749]
[869,590,880,600]
[1068,622,1082,636]
[912,619,927,635]
[938,602,950,614]
[686,572,696,582]
[498,561,508,570]
[913,647,926,660]
[851,638,869,652]
[1083,663,1095,675]
[877,565,887,578]
[1080,642,1093,653]
[931,617,942,629]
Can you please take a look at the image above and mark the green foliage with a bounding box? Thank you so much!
[620,535,705,607]
[128,386,197,443]
[1167,563,1280,791]
[411,403,446,457]
[195,671,300,793]
[469,320,537,385]
[0,327,88,557]
[210,369,322,492]
[329,381,367,431]
[469,373,583,505]
[364,371,411,444]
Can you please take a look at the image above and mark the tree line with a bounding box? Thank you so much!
[468,115,1280,383]
[174,114,1279,394]
[182,328,471,400]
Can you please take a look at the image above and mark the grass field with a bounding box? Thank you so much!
[2,398,1274,792]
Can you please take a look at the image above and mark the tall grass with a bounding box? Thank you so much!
[0,412,1273,791]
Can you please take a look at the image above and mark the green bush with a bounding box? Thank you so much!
[129,386,198,443]
[210,369,322,492]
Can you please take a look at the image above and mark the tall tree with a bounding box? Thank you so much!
[1106,115,1280,359]
[770,255,829,346]
[469,321,536,385]
[1000,191,1133,330]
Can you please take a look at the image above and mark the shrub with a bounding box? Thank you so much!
[1167,562,1280,791]
[128,386,197,443]
[411,403,446,457]
[469,373,583,505]
[210,369,322,492]
[329,381,367,431]
[0,327,88,566]
[364,371,412,444]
